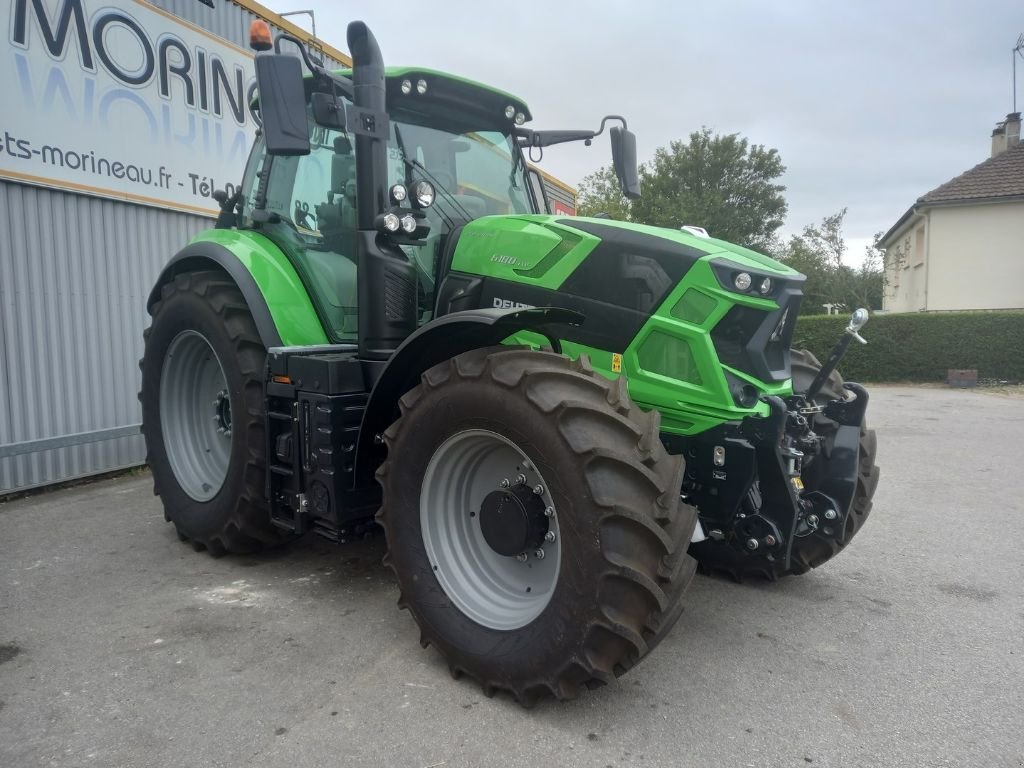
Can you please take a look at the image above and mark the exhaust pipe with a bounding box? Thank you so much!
[347,21,417,361]
[347,22,387,230]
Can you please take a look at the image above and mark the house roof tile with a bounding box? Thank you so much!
[918,142,1024,204]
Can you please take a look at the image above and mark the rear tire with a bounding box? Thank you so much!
[376,348,698,705]
[140,270,288,555]
[690,348,879,579]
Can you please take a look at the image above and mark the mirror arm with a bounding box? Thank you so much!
[273,32,355,100]
[514,116,628,149]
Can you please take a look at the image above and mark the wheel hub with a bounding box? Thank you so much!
[479,486,550,557]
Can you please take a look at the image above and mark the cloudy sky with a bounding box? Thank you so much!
[271,0,1022,259]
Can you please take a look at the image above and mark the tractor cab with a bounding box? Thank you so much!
[239,67,544,340]
[237,25,638,357]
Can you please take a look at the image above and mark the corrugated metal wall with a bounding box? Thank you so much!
[0,0,348,494]
[0,183,207,491]
[148,0,349,67]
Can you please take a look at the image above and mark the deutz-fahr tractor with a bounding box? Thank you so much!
[140,19,879,705]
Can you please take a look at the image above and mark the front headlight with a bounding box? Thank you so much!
[412,180,435,208]
[734,272,752,291]
[381,212,401,232]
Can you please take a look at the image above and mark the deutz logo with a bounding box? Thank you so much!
[493,298,535,309]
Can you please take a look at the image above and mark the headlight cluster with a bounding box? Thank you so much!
[378,181,435,238]
[504,103,526,125]
[400,78,428,95]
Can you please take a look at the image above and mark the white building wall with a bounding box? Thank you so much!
[925,202,1024,311]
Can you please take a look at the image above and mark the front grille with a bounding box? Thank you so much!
[711,288,802,383]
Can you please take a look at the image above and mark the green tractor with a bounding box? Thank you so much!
[140,20,879,704]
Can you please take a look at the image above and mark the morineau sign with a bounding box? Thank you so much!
[1,0,261,215]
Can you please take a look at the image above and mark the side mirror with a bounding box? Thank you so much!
[527,167,549,213]
[610,126,641,200]
[311,92,346,131]
[255,54,310,156]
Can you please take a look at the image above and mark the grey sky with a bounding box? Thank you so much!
[272,0,1022,255]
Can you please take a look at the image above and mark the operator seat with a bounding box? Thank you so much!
[315,136,358,261]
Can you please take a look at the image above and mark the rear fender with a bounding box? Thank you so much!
[147,230,329,349]
[354,307,583,486]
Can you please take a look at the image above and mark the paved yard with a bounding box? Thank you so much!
[2,386,1022,768]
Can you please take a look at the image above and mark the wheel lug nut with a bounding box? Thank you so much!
[499,478,510,489]
[533,549,545,560]
[544,531,556,543]
[515,473,527,485]
[746,538,759,550]
[807,514,820,527]
[532,484,544,496]
[544,506,555,518]
[515,552,528,563]
[824,509,837,520]
[764,535,776,547]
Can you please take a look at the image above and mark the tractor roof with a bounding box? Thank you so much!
[250,65,533,125]
[336,66,533,124]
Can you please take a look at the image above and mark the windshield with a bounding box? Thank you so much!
[385,117,534,305]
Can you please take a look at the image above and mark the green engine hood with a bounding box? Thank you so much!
[449,214,802,282]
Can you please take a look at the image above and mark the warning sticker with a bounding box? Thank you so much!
[611,353,623,373]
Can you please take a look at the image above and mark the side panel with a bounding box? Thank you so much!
[149,229,329,348]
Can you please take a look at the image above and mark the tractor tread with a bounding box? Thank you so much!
[140,269,290,556]
[376,347,698,705]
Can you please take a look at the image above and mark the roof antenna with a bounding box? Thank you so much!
[1014,34,1024,113]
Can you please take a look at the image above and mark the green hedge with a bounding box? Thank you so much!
[792,311,1024,382]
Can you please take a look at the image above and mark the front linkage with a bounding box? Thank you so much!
[669,310,872,574]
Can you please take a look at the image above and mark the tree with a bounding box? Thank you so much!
[630,128,787,251]
[778,209,884,315]
[576,165,632,220]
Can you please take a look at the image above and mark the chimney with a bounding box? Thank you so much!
[992,112,1021,157]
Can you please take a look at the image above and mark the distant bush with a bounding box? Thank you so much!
[792,311,1024,382]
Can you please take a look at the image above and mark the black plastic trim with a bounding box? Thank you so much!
[353,307,582,486]
[555,219,707,312]
[147,242,283,348]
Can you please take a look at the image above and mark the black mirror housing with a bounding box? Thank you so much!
[610,126,641,200]
[311,92,346,130]
[255,54,310,156]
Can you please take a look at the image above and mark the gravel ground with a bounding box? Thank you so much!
[1,385,1022,768]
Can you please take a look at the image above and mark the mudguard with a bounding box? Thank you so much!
[146,230,329,349]
[354,306,583,485]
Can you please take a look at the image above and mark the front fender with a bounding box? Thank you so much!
[354,306,583,486]
[147,230,329,349]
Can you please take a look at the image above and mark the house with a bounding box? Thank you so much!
[879,112,1024,312]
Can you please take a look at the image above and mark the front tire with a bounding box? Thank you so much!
[376,348,698,705]
[140,270,287,555]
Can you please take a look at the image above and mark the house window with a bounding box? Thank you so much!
[913,226,926,267]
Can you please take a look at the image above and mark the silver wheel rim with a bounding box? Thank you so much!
[159,330,232,502]
[420,429,561,631]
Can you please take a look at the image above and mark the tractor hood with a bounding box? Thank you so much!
[444,214,806,386]
[448,214,802,287]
